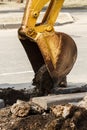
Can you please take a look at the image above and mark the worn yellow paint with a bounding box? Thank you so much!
[20,0,64,38]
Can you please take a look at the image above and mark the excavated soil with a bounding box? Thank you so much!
[0,84,87,130]
[0,65,52,106]
[0,99,87,130]
[0,66,87,130]
[0,86,87,130]
[0,88,31,106]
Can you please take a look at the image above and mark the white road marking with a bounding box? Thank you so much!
[0,71,33,76]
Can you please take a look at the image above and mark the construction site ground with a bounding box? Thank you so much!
[0,0,87,129]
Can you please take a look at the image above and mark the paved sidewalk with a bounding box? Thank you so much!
[0,1,74,29]
[0,0,87,29]
[0,11,74,29]
[64,0,87,8]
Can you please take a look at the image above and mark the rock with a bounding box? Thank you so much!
[51,104,73,118]
[51,105,64,117]
[78,95,87,109]
[29,102,44,114]
[11,100,45,117]
[11,100,30,117]
[0,99,5,109]
[62,104,73,118]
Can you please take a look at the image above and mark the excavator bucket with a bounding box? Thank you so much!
[35,31,77,85]
[18,0,77,87]
[19,37,45,73]
[18,31,77,86]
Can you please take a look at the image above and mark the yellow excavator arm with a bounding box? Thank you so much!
[19,0,64,38]
[18,0,77,88]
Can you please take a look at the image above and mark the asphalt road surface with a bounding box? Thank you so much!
[0,9,87,89]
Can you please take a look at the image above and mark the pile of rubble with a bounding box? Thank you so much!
[0,95,87,130]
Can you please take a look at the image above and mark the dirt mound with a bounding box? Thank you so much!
[0,97,87,130]
[0,88,31,106]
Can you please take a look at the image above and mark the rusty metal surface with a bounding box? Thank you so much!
[36,32,77,84]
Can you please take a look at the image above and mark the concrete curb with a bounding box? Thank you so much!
[0,12,74,29]
[32,92,87,109]
[0,23,20,29]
